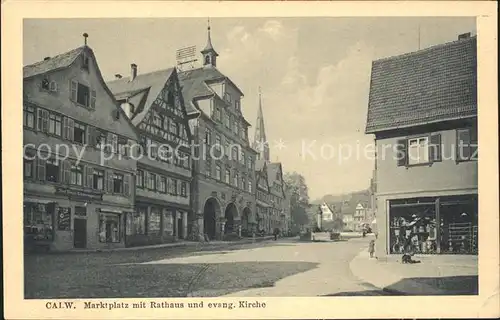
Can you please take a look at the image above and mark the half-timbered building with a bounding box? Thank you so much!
[107,66,193,246]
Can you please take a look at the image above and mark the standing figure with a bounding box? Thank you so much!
[368,239,375,258]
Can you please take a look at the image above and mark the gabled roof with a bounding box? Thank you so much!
[23,45,138,141]
[365,36,477,134]
[267,162,286,197]
[23,46,86,79]
[178,66,245,114]
[106,68,176,125]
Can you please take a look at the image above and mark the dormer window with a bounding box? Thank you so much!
[224,92,231,103]
[205,56,211,65]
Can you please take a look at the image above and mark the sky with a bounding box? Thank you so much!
[24,17,476,200]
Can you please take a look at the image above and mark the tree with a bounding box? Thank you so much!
[284,172,310,227]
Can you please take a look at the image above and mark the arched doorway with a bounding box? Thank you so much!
[224,203,238,234]
[203,198,220,240]
[242,207,251,234]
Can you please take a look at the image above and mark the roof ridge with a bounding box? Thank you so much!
[107,67,175,84]
[373,35,476,64]
[24,46,86,69]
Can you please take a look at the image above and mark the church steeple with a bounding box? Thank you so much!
[201,18,219,67]
[253,87,270,162]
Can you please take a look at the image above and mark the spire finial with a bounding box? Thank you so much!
[83,33,89,46]
[208,17,211,31]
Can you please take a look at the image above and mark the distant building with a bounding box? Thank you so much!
[252,88,290,234]
[365,34,478,256]
[23,40,138,251]
[320,203,334,221]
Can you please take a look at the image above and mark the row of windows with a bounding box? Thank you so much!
[140,136,191,170]
[204,161,253,193]
[126,207,186,236]
[204,129,254,170]
[23,155,130,195]
[148,109,189,143]
[397,127,478,167]
[23,104,131,156]
[211,101,246,141]
[136,169,188,198]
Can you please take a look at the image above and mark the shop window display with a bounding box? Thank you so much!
[389,202,437,254]
[389,196,478,255]
[148,208,161,234]
[24,203,54,242]
[99,213,121,243]
[439,197,478,254]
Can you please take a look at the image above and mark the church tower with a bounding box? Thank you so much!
[253,88,270,161]
[201,19,218,68]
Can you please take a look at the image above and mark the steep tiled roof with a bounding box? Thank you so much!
[365,36,477,134]
[23,46,86,78]
[106,68,175,125]
[178,66,245,115]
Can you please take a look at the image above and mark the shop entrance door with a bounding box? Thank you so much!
[74,218,87,248]
[177,217,183,239]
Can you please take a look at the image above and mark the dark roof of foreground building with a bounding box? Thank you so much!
[178,66,245,115]
[106,68,175,125]
[365,35,477,134]
[23,46,86,79]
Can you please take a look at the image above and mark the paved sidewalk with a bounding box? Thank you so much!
[54,236,275,254]
[349,249,478,295]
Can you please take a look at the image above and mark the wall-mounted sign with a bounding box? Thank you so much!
[57,207,71,231]
[55,187,103,201]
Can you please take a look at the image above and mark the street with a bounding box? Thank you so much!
[25,236,389,298]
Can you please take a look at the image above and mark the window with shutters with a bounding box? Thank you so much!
[95,130,106,150]
[73,121,86,144]
[118,137,128,156]
[231,146,238,161]
[46,159,59,182]
[457,127,478,162]
[147,172,156,190]
[180,181,188,197]
[136,170,144,188]
[23,105,35,129]
[225,169,231,184]
[113,174,124,193]
[407,137,429,165]
[224,113,230,128]
[70,164,83,186]
[159,176,167,193]
[214,107,222,121]
[71,80,96,108]
[93,169,104,190]
[24,158,34,179]
[48,113,63,136]
[170,178,178,195]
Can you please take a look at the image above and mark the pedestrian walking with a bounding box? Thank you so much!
[273,228,280,241]
[368,239,375,258]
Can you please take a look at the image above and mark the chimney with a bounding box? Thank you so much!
[115,74,123,79]
[130,63,137,81]
[458,32,471,40]
[44,57,50,61]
